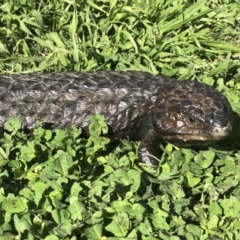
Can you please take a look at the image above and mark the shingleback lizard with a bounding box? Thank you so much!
[0,71,232,167]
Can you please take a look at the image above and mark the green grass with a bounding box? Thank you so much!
[0,0,240,239]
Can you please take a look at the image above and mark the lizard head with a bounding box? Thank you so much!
[152,80,232,145]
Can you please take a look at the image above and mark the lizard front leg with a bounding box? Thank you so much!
[138,129,162,168]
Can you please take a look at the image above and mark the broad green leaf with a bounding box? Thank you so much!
[4,117,22,133]
[2,195,26,213]
[185,172,201,187]
[209,202,223,215]
[152,213,170,230]
[0,147,8,166]
[45,235,59,240]
[52,209,71,224]
[85,223,103,239]
[195,150,215,169]
[20,141,36,162]
[105,212,130,237]
[220,197,240,217]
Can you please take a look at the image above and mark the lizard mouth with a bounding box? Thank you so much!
[162,121,232,145]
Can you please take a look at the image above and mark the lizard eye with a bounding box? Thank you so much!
[187,116,198,125]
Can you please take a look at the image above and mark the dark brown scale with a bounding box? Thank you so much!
[0,71,233,167]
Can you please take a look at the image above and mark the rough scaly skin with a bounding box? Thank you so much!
[0,71,233,167]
